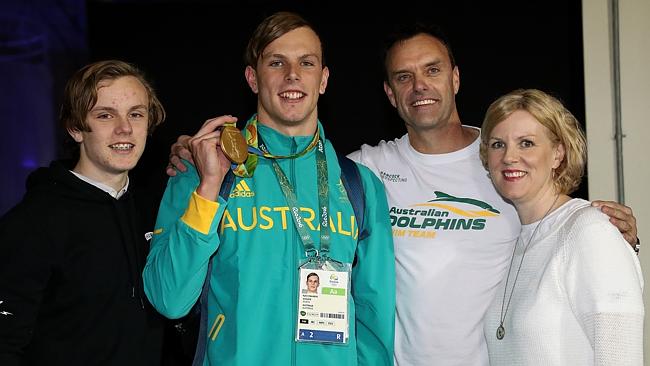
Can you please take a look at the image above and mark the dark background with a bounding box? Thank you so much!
[1,0,586,214]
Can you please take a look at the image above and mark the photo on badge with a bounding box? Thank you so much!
[295,264,350,344]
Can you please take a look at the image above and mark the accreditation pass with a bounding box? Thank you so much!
[296,267,349,344]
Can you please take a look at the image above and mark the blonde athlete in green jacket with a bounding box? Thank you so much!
[143,12,395,366]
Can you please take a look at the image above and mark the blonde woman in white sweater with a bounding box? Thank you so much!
[480,88,644,365]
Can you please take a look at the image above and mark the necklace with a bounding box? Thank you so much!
[496,195,560,340]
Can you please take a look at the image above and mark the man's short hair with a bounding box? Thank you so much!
[243,11,325,69]
[382,22,456,82]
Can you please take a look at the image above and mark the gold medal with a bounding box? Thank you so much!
[220,125,248,164]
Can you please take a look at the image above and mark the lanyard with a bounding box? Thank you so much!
[257,135,330,258]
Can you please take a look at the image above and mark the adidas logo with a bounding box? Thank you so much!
[230,180,255,198]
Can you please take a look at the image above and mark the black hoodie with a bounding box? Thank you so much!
[0,160,164,365]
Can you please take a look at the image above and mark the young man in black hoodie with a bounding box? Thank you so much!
[0,60,166,365]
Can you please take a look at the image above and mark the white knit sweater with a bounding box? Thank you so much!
[484,198,644,365]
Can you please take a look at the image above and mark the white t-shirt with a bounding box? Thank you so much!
[484,198,644,365]
[348,129,520,366]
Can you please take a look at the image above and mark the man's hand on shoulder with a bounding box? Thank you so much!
[166,135,193,177]
[591,200,639,249]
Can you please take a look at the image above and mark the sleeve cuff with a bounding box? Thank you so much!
[181,191,220,235]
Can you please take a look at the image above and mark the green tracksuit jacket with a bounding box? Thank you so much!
[144,121,395,365]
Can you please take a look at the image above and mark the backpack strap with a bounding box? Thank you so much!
[337,153,368,242]
[191,169,235,366]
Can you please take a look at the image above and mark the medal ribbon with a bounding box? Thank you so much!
[230,115,320,178]
[257,135,331,258]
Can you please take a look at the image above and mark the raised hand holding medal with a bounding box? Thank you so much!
[188,115,239,201]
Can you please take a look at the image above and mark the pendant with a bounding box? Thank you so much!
[496,324,505,340]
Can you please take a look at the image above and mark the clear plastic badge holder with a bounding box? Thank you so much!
[295,255,351,344]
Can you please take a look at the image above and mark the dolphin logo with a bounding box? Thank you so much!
[428,191,500,214]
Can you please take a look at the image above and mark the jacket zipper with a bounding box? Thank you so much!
[290,138,297,366]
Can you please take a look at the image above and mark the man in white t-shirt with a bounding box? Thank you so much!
[347,23,639,366]
[164,22,639,366]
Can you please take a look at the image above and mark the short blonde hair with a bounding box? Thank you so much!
[479,89,586,194]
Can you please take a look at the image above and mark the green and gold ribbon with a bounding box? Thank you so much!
[231,115,320,177]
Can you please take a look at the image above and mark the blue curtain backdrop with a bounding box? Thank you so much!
[0,0,88,215]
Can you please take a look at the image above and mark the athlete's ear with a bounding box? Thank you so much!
[319,66,329,94]
[245,66,258,94]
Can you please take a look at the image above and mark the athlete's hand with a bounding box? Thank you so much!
[187,115,238,201]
